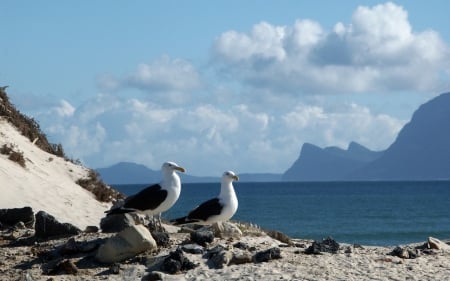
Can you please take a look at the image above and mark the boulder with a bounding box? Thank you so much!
[205,245,232,269]
[253,247,282,263]
[100,213,135,233]
[96,224,157,263]
[161,248,197,274]
[304,237,340,255]
[34,211,81,239]
[427,237,450,251]
[0,207,34,228]
[190,229,214,246]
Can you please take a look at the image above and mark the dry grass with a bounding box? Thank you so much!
[1,143,26,167]
[76,170,125,202]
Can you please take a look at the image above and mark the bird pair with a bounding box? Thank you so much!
[106,161,239,227]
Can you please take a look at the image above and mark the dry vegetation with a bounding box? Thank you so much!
[0,143,26,167]
[0,86,123,202]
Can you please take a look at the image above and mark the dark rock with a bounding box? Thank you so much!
[253,247,282,263]
[304,237,340,255]
[34,211,81,239]
[84,225,99,233]
[44,259,79,275]
[59,238,79,255]
[205,245,232,269]
[0,207,34,228]
[161,248,197,274]
[100,213,135,233]
[151,231,170,247]
[146,271,163,281]
[389,246,419,259]
[190,230,214,246]
[109,263,120,274]
[181,244,204,254]
[233,241,250,250]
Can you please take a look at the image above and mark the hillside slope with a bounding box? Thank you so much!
[0,118,111,229]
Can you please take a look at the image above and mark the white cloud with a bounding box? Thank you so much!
[54,100,75,117]
[97,55,202,104]
[212,2,450,95]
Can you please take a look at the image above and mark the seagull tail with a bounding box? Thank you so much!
[170,216,197,225]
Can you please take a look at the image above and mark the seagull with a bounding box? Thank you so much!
[106,161,186,225]
[171,171,239,225]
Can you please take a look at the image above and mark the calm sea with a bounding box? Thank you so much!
[113,181,450,246]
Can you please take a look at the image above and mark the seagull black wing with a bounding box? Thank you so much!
[106,183,167,215]
[171,198,222,225]
[124,183,168,210]
[187,198,223,221]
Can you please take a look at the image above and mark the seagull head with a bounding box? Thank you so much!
[162,161,186,174]
[222,170,239,183]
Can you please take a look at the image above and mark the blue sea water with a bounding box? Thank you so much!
[113,181,450,246]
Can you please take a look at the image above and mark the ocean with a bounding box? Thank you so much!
[113,181,450,246]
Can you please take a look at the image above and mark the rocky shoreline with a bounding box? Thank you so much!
[1,207,450,281]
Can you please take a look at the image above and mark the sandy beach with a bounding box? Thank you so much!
[1,222,449,281]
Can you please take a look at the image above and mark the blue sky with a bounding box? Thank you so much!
[1,1,449,176]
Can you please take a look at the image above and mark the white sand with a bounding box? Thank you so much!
[0,118,111,229]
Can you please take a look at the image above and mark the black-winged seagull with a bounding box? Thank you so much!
[171,171,239,225]
[106,161,185,223]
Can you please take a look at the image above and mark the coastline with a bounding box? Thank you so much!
[1,221,449,281]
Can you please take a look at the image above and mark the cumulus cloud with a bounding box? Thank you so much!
[39,92,405,175]
[96,55,202,104]
[212,2,450,95]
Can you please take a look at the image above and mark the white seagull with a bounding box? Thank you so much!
[172,171,239,225]
[106,161,186,223]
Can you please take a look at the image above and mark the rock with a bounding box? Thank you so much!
[0,207,34,228]
[96,224,157,263]
[190,230,214,246]
[233,241,250,250]
[161,248,197,274]
[304,237,340,255]
[84,225,99,233]
[181,244,204,254]
[205,245,232,269]
[266,230,293,246]
[146,271,164,280]
[253,247,282,263]
[34,211,81,239]
[427,237,450,251]
[151,231,170,247]
[44,259,79,275]
[100,213,135,233]
[389,246,419,259]
[229,250,253,265]
[212,222,242,238]
[109,263,121,274]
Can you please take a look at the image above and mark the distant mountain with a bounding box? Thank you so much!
[350,92,450,180]
[96,162,161,184]
[96,162,218,184]
[96,162,282,184]
[282,142,383,181]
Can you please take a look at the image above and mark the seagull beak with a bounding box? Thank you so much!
[233,175,239,181]
[175,166,186,173]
